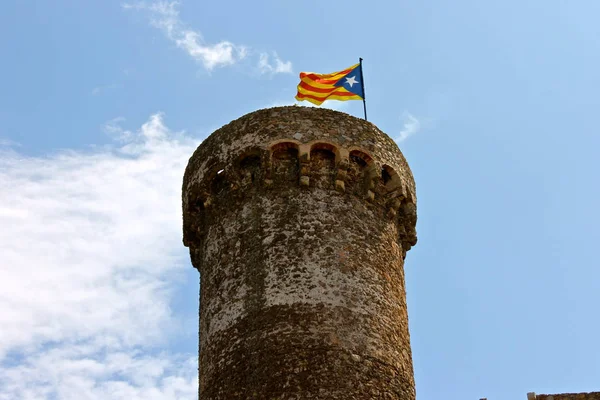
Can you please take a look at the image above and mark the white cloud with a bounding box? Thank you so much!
[0,113,200,399]
[397,111,421,141]
[124,1,290,73]
[175,32,243,70]
[0,348,197,400]
[123,1,245,70]
[258,52,293,75]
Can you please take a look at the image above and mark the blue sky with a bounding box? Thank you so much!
[1,1,600,399]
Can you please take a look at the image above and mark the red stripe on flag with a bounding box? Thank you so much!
[298,81,340,94]
[295,91,359,102]
[299,67,354,83]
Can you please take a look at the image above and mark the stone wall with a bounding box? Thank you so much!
[182,106,418,399]
[530,393,600,400]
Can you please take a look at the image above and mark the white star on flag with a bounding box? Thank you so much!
[345,75,358,87]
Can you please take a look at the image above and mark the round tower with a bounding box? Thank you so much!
[182,106,418,399]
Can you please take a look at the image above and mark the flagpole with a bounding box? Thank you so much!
[359,57,367,121]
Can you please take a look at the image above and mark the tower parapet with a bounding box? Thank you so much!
[183,106,418,399]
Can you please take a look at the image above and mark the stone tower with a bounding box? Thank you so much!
[182,106,418,399]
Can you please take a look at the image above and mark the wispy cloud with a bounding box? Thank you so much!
[124,1,291,74]
[397,111,421,142]
[0,114,200,399]
[258,52,293,75]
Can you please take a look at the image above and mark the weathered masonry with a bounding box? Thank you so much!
[182,106,418,399]
[527,392,600,400]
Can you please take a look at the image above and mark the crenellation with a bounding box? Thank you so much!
[187,132,414,215]
[187,137,417,258]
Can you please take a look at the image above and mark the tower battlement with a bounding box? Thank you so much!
[183,106,418,399]
[183,107,417,256]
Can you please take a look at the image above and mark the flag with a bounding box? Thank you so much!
[295,63,364,106]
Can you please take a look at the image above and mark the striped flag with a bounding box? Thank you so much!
[295,63,365,106]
